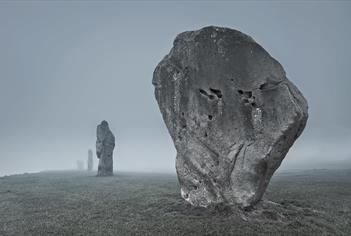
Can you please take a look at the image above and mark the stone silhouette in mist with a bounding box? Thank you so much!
[76,160,84,171]
[96,120,115,176]
[87,149,93,171]
[153,26,308,208]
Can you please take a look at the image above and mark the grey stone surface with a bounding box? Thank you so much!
[153,26,308,208]
[96,120,115,177]
[87,149,93,171]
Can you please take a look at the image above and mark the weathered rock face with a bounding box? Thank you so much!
[96,120,115,177]
[87,149,93,171]
[153,26,308,208]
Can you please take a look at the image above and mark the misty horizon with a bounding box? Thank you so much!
[1,1,350,176]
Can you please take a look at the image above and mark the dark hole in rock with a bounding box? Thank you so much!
[193,185,198,190]
[181,112,185,116]
[199,89,208,97]
[244,91,252,98]
[209,88,223,98]
[251,103,257,107]
[199,89,215,100]
[208,115,213,120]
[238,89,243,94]
[184,193,189,198]
[259,83,268,90]
[213,179,217,183]
[182,124,187,128]
[204,132,208,137]
[243,98,249,104]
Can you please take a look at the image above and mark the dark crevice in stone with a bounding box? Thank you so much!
[199,89,215,100]
[259,83,268,90]
[258,80,284,91]
[196,137,220,168]
[209,88,223,98]
[238,90,252,99]
[229,143,244,177]
[199,89,207,95]
[208,115,213,120]
[238,90,256,107]
[244,91,252,98]
[242,98,249,104]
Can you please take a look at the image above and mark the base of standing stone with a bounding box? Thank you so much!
[96,172,113,177]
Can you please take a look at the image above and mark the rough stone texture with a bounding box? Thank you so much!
[152,26,308,208]
[87,149,93,171]
[96,120,115,177]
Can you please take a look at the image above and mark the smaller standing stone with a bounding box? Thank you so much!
[87,149,93,171]
[96,120,115,177]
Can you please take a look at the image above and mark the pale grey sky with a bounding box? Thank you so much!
[0,1,350,176]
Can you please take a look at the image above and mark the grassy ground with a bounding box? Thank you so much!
[0,169,350,236]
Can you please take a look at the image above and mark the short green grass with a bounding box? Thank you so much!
[0,169,350,235]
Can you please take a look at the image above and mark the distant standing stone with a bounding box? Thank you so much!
[152,26,308,208]
[96,120,115,176]
[76,160,84,171]
[87,149,93,171]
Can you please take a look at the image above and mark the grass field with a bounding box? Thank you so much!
[0,169,350,235]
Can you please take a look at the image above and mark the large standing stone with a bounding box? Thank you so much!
[96,120,115,177]
[152,26,308,208]
[87,149,93,171]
